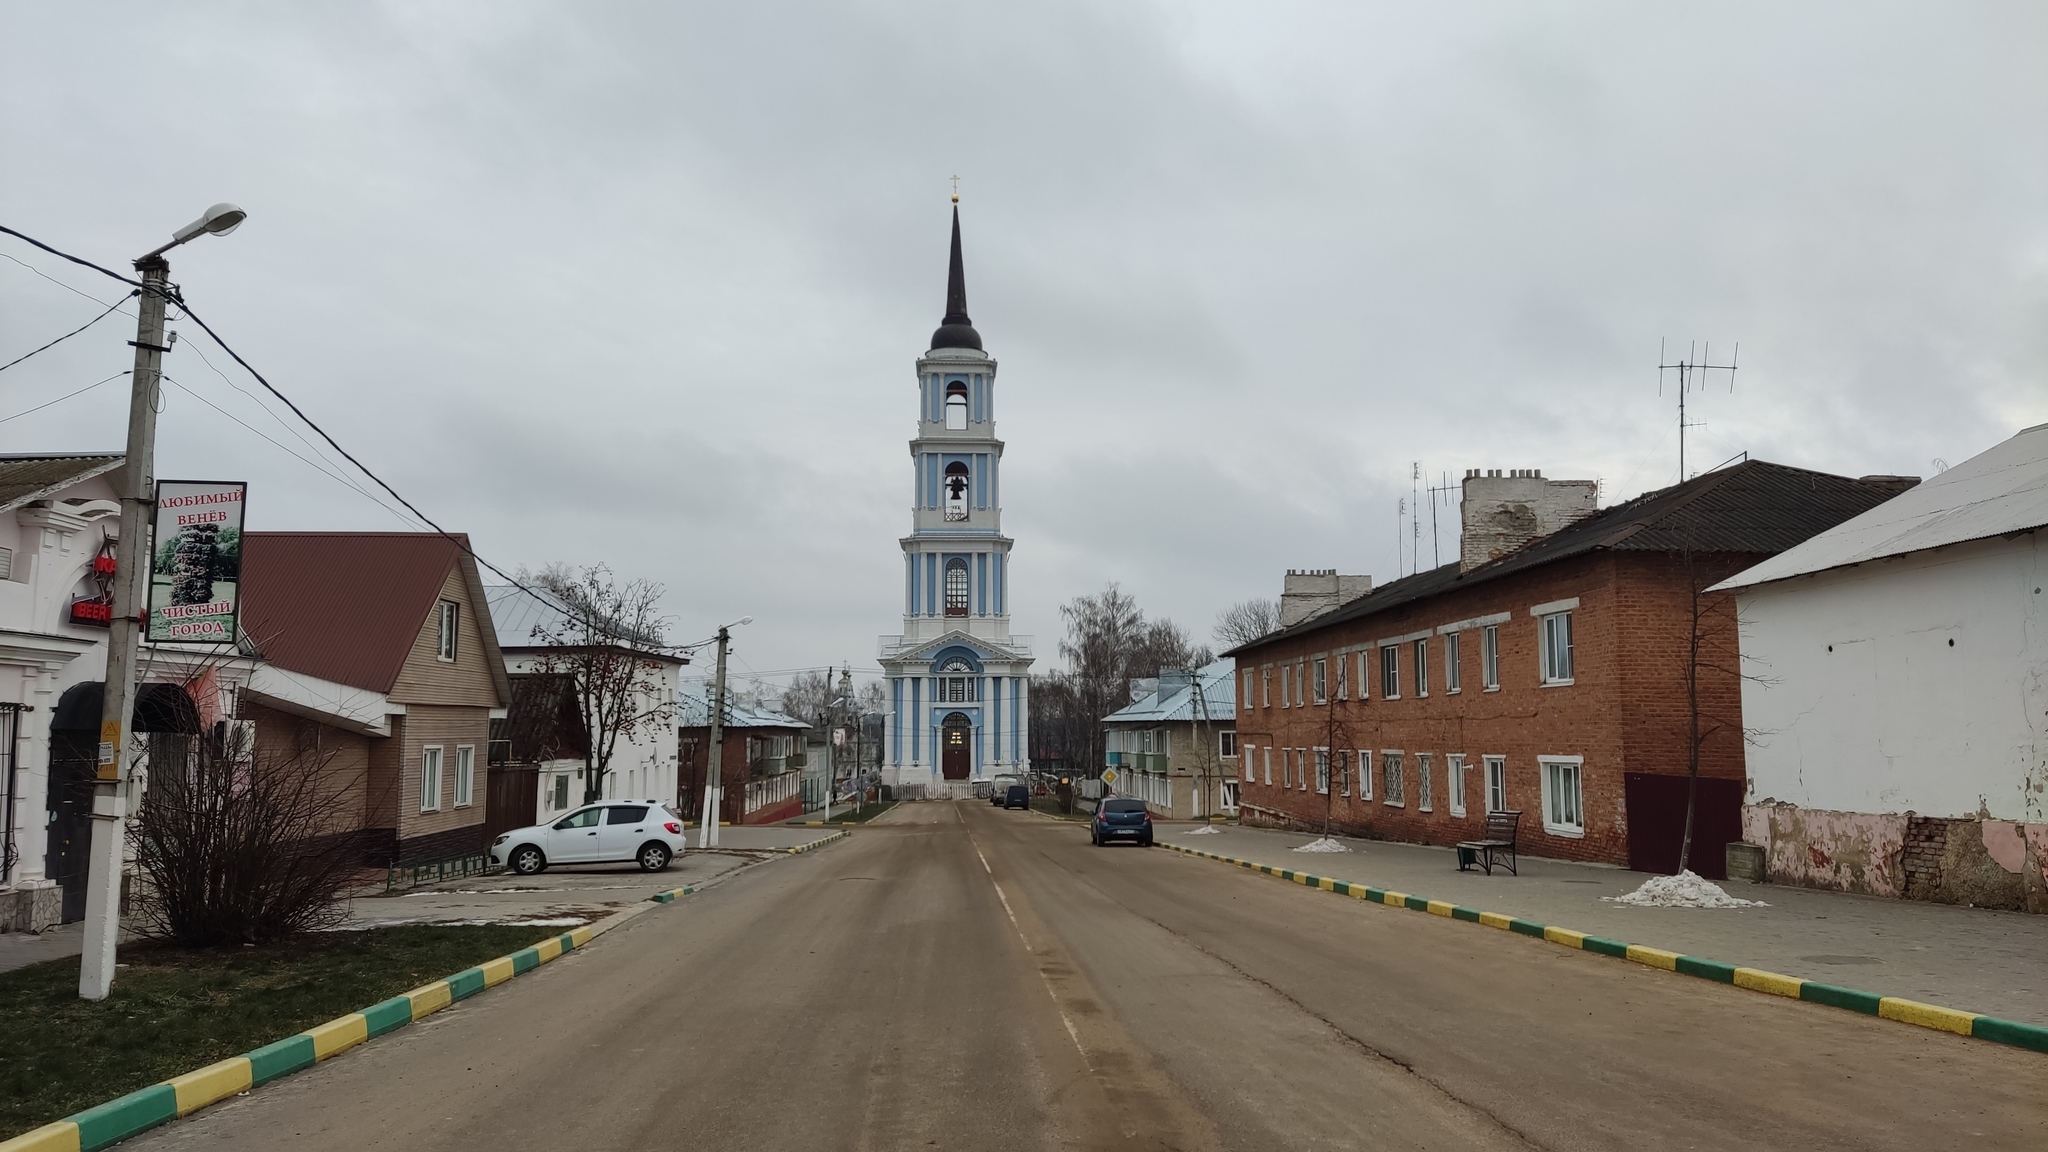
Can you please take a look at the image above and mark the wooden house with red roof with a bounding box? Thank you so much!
[144,532,511,864]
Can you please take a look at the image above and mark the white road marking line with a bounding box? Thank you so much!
[973,839,1092,1065]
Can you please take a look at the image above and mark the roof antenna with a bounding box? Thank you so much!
[1658,339,1739,482]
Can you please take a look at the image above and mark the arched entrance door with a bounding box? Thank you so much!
[940,713,972,780]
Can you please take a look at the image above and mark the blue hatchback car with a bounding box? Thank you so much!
[1091,798,1153,846]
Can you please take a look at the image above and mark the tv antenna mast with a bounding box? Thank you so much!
[1658,340,1739,481]
[1427,470,1459,570]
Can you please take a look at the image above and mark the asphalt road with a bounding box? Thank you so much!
[128,802,2046,1151]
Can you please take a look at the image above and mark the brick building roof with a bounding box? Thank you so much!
[1230,460,1917,656]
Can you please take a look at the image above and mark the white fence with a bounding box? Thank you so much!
[745,771,801,814]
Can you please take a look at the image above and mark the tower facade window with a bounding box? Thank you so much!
[944,558,969,616]
[941,658,976,701]
[945,382,968,430]
[944,461,970,521]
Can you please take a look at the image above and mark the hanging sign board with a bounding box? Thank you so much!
[148,480,246,643]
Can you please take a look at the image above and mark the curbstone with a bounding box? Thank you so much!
[1,901,678,1149]
[1159,841,2048,1057]
[785,830,849,855]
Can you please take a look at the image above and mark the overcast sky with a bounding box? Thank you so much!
[4,3,2045,687]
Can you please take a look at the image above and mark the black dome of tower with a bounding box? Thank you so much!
[928,205,983,352]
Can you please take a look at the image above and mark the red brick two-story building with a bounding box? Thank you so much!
[1227,462,1914,875]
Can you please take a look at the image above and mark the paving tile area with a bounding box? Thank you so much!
[1158,823,2048,1026]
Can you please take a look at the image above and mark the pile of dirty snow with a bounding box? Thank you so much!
[1603,870,1768,908]
[1184,825,1223,835]
[1292,837,1350,853]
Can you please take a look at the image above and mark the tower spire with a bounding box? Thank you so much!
[929,203,983,351]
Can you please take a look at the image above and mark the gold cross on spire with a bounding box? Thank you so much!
[950,174,959,204]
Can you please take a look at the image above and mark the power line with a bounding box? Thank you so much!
[0,221,688,654]
[1,252,129,311]
[0,370,129,425]
[0,292,137,374]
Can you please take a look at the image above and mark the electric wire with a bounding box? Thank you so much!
[0,221,704,654]
[1,252,128,311]
[0,370,129,425]
[0,292,137,374]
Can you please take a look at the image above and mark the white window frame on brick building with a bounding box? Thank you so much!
[1413,639,1429,698]
[1541,756,1584,837]
[1314,747,1330,794]
[1382,750,1405,806]
[1261,665,1271,708]
[1380,645,1400,699]
[1296,661,1308,706]
[1481,624,1500,690]
[1447,753,1467,816]
[1416,752,1433,811]
[1243,669,1255,713]
[1445,633,1461,693]
[1338,750,1351,796]
[1355,651,1370,700]
[1534,598,1577,686]
[1263,746,1272,785]
[1300,749,1312,791]
[1336,652,1348,699]
[1243,743,1256,783]
[1312,657,1328,704]
[1484,755,1506,813]
[1280,664,1291,708]
[1356,749,1373,800]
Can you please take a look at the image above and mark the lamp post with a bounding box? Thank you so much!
[79,204,245,1002]
[699,616,749,849]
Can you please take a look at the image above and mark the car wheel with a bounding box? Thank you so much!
[638,843,673,872]
[1141,833,1154,847]
[509,845,546,875]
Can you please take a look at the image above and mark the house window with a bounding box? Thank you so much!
[552,773,569,811]
[1219,730,1238,758]
[940,659,974,703]
[945,381,968,430]
[1339,750,1350,796]
[1445,633,1462,693]
[1485,756,1507,813]
[1382,751,1404,806]
[1482,625,1500,689]
[1413,639,1429,698]
[436,601,459,662]
[1300,749,1311,791]
[1541,612,1575,684]
[1335,655,1347,700]
[1221,780,1240,810]
[1243,743,1255,782]
[1542,758,1584,836]
[1416,753,1433,812]
[1356,750,1373,800]
[1380,646,1400,699]
[455,745,475,807]
[1261,666,1271,708]
[944,461,970,521]
[1280,665,1292,708]
[1314,748,1330,794]
[944,559,970,616]
[1356,652,1370,700]
[1262,746,1272,785]
[420,746,443,812]
[1296,661,1307,706]
[1243,670,1255,713]
[1312,658,1327,704]
[1448,753,1467,816]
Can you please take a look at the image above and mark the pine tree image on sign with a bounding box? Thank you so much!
[170,524,220,606]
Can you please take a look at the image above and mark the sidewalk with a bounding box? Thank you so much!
[1157,823,2048,1027]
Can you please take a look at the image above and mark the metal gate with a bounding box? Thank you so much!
[485,765,539,842]
[1623,773,1744,880]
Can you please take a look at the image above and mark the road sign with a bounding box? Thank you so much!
[1100,767,1118,787]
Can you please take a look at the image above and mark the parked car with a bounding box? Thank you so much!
[1003,784,1030,809]
[1091,798,1152,846]
[990,774,1022,804]
[492,800,687,875]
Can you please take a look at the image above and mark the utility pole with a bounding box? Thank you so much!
[80,203,244,1002]
[699,618,749,849]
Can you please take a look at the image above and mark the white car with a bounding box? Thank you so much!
[491,800,687,875]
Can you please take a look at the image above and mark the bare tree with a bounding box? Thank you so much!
[1213,597,1281,649]
[526,564,675,804]
[132,713,367,946]
[1040,583,1210,779]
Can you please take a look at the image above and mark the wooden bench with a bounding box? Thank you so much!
[1456,809,1521,876]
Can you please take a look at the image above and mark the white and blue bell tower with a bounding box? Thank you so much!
[878,201,1033,797]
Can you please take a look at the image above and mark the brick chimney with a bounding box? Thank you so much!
[1279,569,1373,627]
[1459,469,1598,572]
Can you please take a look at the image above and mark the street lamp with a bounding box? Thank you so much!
[80,203,247,1001]
[699,616,750,849]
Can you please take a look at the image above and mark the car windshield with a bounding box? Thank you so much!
[1103,799,1147,814]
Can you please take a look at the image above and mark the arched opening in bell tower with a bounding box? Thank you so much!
[944,558,969,617]
[944,381,968,429]
[943,461,969,521]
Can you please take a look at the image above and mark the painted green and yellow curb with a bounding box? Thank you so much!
[1159,842,2048,1057]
